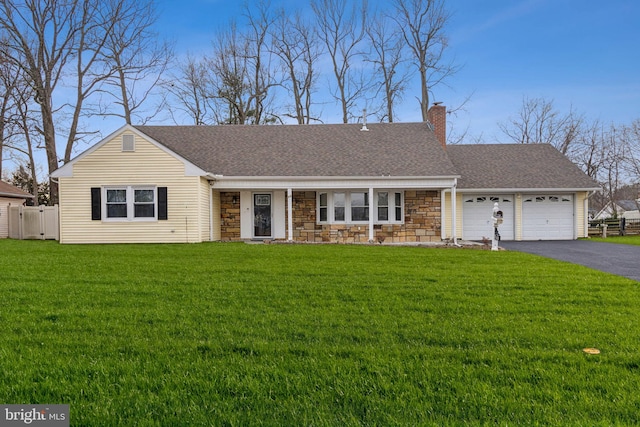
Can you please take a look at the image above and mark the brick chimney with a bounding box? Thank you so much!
[427,103,446,149]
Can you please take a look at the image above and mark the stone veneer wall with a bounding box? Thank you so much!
[288,190,441,244]
[218,190,441,243]
[220,192,241,240]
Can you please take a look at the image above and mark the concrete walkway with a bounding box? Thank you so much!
[500,240,640,282]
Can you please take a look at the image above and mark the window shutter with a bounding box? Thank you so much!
[91,187,101,220]
[158,187,168,220]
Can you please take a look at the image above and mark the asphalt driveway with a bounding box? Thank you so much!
[499,240,640,282]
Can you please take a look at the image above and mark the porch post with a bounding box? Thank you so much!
[440,189,447,240]
[287,188,293,241]
[368,187,374,242]
[451,181,458,244]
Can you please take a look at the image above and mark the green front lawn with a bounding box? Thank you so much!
[588,235,640,246]
[1,240,639,426]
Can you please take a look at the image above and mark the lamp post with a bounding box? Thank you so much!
[492,202,503,251]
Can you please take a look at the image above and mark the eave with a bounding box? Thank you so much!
[209,175,460,190]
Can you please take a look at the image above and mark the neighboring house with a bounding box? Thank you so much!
[0,181,35,238]
[594,200,640,220]
[50,106,600,244]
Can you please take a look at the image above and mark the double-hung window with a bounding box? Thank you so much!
[106,189,128,218]
[334,192,345,221]
[317,190,403,224]
[350,192,369,221]
[104,186,157,221]
[376,191,403,223]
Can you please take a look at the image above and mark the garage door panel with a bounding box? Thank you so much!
[522,195,574,240]
[463,195,514,241]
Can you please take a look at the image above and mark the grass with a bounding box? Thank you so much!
[1,240,639,426]
[588,235,640,246]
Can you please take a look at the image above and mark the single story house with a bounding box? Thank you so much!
[0,181,35,238]
[50,106,600,244]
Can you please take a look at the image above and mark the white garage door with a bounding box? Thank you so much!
[462,195,514,241]
[522,195,574,240]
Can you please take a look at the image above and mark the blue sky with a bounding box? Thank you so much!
[151,0,640,142]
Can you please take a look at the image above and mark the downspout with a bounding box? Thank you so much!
[451,180,461,247]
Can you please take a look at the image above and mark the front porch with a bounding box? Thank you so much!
[217,190,444,244]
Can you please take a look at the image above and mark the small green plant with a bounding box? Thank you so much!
[0,240,638,425]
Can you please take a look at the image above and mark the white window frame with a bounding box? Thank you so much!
[317,190,404,225]
[374,191,404,224]
[103,186,158,222]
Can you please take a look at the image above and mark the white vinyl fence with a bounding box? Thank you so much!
[8,205,59,240]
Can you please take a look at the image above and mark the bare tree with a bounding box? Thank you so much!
[163,55,217,125]
[0,0,82,203]
[393,0,457,121]
[0,43,41,199]
[271,10,322,124]
[0,38,23,177]
[621,119,640,181]
[0,0,151,203]
[311,0,370,123]
[242,0,280,125]
[12,80,41,201]
[570,119,605,181]
[99,0,172,124]
[62,0,124,165]
[498,97,585,154]
[600,125,630,216]
[365,10,409,122]
[208,24,253,124]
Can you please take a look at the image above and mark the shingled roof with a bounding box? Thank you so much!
[446,144,600,190]
[134,123,458,178]
[0,180,34,199]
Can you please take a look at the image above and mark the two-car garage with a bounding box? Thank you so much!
[446,144,599,242]
[461,194,576,241]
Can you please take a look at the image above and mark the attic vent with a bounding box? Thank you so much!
[122,134,135,152]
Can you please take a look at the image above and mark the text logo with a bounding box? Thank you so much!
[1,405,69,427]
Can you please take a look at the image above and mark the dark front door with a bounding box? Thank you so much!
[254,194,272,238]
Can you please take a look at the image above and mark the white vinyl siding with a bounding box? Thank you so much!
[575,191,589,238]
[57,132,206,244]
[199,178,213,242]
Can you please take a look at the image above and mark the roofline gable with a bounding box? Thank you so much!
[50,124,209,178]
